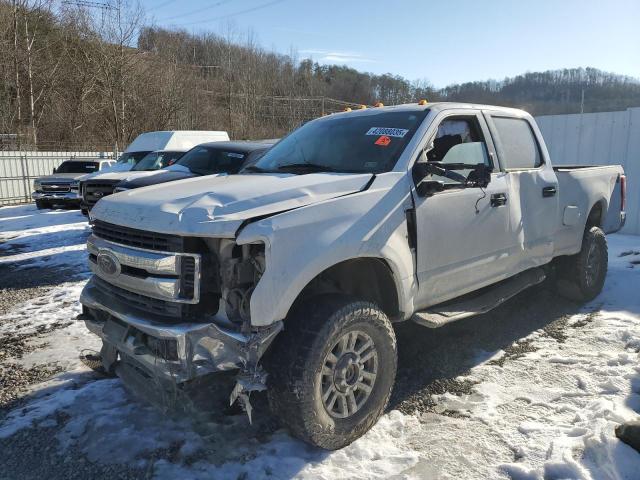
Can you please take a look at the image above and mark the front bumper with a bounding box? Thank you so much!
[32,191,80,203]
[79,277,282,383]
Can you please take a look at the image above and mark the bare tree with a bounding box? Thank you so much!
[91,0,144,148]
[11,0,22,146]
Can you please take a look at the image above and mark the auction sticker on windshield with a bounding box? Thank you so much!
[365,127,409,137]
[374,135,392,146]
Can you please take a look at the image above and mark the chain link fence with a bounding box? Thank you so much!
[0,149,116,207]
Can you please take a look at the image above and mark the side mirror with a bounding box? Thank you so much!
[413,162,445,197]
[52,167,57,174]
[417,179,445,196]
[468,163,492,188]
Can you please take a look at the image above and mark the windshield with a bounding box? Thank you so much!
[175,146,251,176]
[252,109,429,174]
[131,151,185,171]
[55,161,99,173]
[117,151,151,165]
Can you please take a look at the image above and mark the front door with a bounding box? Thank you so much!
[412,112,519,308]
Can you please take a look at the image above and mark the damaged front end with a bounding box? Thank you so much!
[79,222,282,420]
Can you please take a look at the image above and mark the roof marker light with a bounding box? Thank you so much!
[374,102,384,107]
[343,107,352,112]
[359,104,367,109]
[418,99,428,105]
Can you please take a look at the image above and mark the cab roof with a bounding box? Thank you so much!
[331,101,529,117]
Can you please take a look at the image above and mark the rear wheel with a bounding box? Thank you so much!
[556,226,608,302]
[266,294,397,450]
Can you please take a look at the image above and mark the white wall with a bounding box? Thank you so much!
[536,107,640,235]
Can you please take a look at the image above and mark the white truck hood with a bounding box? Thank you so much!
[81,169,176,183]
[83,169,136,182]
[37,172,86,182]
[90,172,373,237]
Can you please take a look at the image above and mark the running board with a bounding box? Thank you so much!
[411,268,546,328]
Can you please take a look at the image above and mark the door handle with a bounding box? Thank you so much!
[542,186,557,197]
[490,193,507,207]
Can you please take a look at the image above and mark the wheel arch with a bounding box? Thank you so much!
[586,199,607,229]
[287,256,403,322]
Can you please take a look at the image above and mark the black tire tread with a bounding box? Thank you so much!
[266,294,397,450]
[556,226,608,302]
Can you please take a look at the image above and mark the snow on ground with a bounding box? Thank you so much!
[2,203,640,479]
[0,204,90,271]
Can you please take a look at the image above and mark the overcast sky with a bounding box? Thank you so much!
[140,0,640,88]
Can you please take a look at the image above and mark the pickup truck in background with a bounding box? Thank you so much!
[32,158,115,209]
[111,141,275,193]
[79,130,229,214]
[79,102,626,450]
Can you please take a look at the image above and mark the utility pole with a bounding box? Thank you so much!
[12,0,22,149]
[61,0,115,27]
[580,88,585,115]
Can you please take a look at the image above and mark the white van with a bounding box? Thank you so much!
[79,130,229,214]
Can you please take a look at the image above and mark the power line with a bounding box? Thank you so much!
[61,0,114,10]
[156,0,234,21]
[61,0,115,27]
[146,0,177,12]
[172,0,286,26]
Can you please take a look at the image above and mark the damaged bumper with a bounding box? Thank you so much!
[79,278,282,384]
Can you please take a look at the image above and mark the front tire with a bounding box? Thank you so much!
[35,199,48,210]
[267,294,397,450]
[556,226,608,302]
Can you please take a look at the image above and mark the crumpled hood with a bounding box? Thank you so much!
[90,172,373,237]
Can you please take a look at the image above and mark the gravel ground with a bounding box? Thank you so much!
[0,278,587,479]
[0,261,85,414]
[0,247,85,316]
[1,205,636,479]
[391,284,581,415]
[0,416,146,480]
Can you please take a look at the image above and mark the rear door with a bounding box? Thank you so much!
[411,110,519,308]
[483,112,559,270]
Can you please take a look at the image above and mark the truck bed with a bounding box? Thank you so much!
[553,164,625,255]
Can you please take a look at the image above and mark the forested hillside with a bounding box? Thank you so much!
[2,0,640,150]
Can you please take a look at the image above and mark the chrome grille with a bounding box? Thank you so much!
[41,183,71,193]
[93,220,184,252]
[180,256,196,298]
[87,234,200,305]
[83,180,119,207]
[92,276,183,318]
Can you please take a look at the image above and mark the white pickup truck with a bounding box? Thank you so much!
[79,102,626,449]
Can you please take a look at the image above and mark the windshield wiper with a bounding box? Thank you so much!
[241,165,277,173]
[275,163,343,173]
[188,168,216,176]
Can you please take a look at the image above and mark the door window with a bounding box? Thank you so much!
[422,116,490,185]
[491,117,541,169]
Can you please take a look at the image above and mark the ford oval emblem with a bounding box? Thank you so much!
[97,250,121,277]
